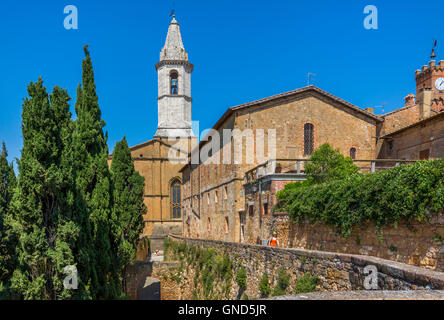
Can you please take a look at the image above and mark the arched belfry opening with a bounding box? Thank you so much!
[170,70,178,95]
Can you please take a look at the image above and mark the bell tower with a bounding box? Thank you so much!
[155,15,194,138]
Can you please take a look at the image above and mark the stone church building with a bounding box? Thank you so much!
[109,16,196,246]
[111,16,444,246]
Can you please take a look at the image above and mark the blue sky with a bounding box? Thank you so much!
[0,0,442,165]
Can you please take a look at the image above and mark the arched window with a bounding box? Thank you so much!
[170,179,181,219]
[304,123,314,156]
[350,147,357,160]
[170,71,178,95]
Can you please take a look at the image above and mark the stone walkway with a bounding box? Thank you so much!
[148,250,164,262]
[269,290,444,300]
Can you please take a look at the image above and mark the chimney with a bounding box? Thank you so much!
[404,94,416,107]
[417,88,433,120]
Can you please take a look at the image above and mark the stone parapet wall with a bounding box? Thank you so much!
[150,261,181,300]
[270,214,444,272]
[170,235,444,300]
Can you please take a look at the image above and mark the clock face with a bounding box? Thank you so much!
[435,77,444,91]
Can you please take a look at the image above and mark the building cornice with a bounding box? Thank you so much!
[155,60,194,72]
[158,94,192,102]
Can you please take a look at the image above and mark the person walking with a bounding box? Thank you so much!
[268,231,280,247]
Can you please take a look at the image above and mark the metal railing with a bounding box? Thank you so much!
[244,158,418,183]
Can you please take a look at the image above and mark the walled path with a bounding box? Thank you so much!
[269,290,444,300]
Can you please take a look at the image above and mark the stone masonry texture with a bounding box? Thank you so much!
[161,235,444,300]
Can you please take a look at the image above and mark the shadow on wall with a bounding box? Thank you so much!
[138,277,161,300]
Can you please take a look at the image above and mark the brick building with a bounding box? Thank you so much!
[181,58,444,243]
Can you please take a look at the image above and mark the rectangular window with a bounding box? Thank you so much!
[224,186,228,200]
[249,205,254,216]
[304,123,314,156]
[263,203,268,215]
[215,190,218,203]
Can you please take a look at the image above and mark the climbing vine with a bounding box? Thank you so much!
[276,159,444,238]
[164,238,235,300]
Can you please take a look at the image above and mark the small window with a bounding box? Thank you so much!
[215,190,218,203]
[224,217,229,233]
[207,193,210,205]
[263,203,268,215]
[170,70,178,95]
[388,141,393,151]
[350,147,357,160]
[224,186,228,200]
[419,149,430,160]
[304,123,314,156]
[207,217,211,232]
[248,205,254,216]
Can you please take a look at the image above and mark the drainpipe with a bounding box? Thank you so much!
[258,179,262,242]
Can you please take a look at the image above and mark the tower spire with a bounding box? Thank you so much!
[160,14,188,61]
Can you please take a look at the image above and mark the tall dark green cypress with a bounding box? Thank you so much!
[72,45,118,299]
[0,142,17,297]
[9,79,80,299]
[110,137,145,292]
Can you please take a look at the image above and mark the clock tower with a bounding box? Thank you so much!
[415,60,444,119]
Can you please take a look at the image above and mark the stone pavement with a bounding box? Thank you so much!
[268,290,444,300]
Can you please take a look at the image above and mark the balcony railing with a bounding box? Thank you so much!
[244,158,418,183]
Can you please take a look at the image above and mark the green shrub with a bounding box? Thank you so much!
[272,268,290,296]
[241,293,249,300]
[276,159,444,238]
[294,274,318,294]
[235,266,247,289]
[304,143,360,184]
[258,272,271,297]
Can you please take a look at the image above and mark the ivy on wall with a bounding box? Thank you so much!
[164,238,234,300]
[276,159,444,238]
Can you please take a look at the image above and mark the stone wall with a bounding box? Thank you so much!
[125,261,181,300]
[168,235,444,300]
[270,214,444,272]
[380,113,444,160]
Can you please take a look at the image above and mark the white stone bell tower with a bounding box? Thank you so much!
[154,15,194,138]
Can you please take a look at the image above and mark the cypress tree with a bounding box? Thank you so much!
[0,142,17,297]
[110,137,145,292]
[9,79,80,299]
[72,45,118,299]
